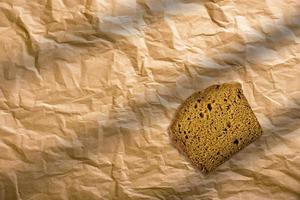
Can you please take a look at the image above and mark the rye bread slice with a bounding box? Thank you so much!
[169,82,263,173]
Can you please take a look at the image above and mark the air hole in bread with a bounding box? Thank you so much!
[194,104,198,108]
[224,98,227,102]
[185,135,188,139]
[187,117,190,120]
[197,99,201,103]
[227,122,231,128]
[233,139,239,145]
[237,94,241,99]
[200,113,204,118]
[207,103,212,111]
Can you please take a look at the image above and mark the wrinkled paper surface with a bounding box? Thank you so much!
[0,0,300,199]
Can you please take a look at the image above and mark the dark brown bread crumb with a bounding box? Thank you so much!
[169,82,263,173]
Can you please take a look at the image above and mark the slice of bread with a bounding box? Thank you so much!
[169,82,263,173]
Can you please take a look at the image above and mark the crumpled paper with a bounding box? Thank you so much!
[0,0,300,199]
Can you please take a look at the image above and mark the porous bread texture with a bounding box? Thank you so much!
[169,82,263,173]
